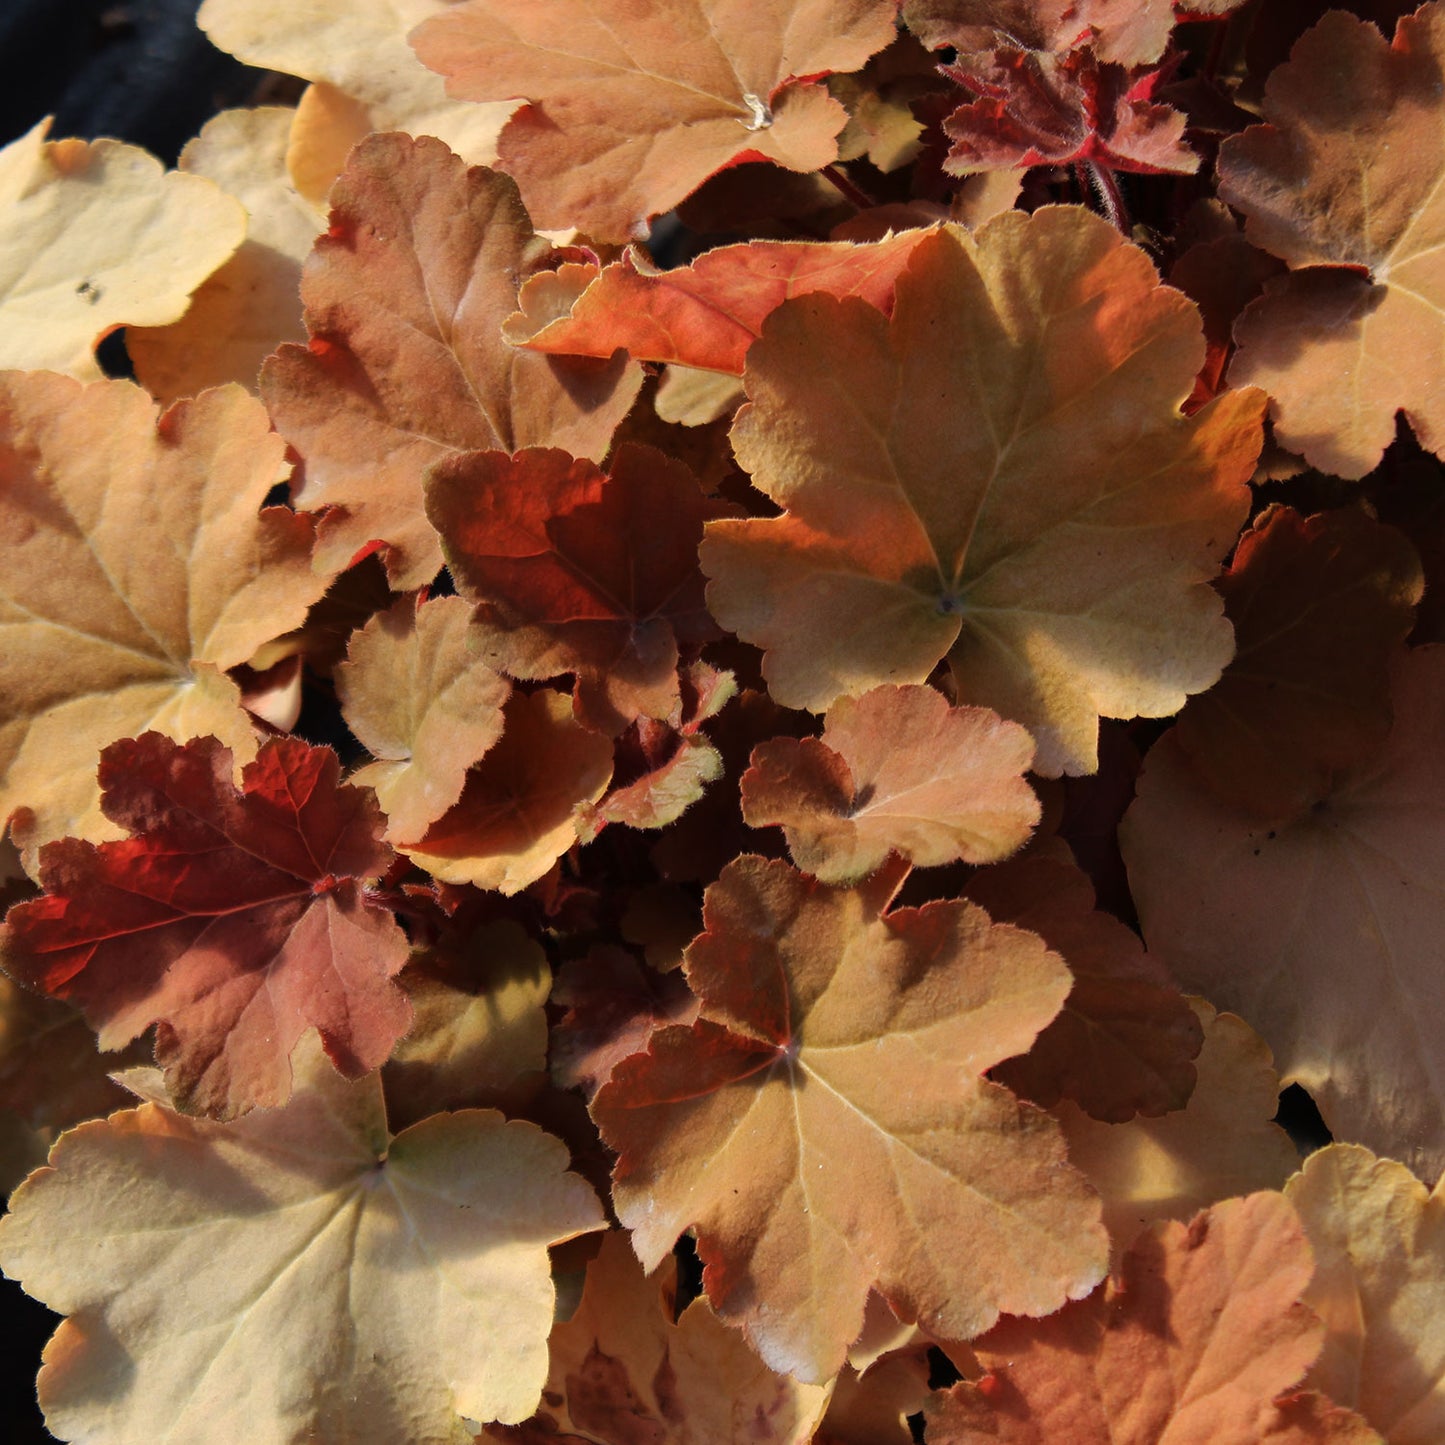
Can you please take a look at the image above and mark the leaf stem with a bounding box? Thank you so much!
[820,163,875,210]
[1080,162,1129,234]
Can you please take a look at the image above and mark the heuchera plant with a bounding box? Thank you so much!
[1,0,1444,1439]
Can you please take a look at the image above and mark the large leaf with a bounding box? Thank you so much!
[0,1039,605,1443]
[1,733,411,1118]
[410,0,899,240]
[701,211,1264,774]
[590,855,1107,1384]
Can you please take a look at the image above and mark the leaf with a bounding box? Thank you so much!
[1054,998,1299,1255]
[127,107,323,403]
[399,688,613,895]
[969,853,1202,1122]
[701,212,1264,774]
[1172,504,1423,822]
[483,1230,831,1444]
[426,444,722,736]
[261,133,641,588]
[740,682,1040,884]
[927,1192,1383,1444]
[337,594,511,842]
[0,374,329,864]
[939,50,1198,177]
[508,231,931,376]
[590,855,1108,1384]
[410,0,900,240]
[197,0,517,176]
[1122,646,1445,1179]
[1218,4,1445,476]
[0,1036,606,1442]
[0,119,245,377]
[0,732,411,1119]
[1286,1143,1445,1443]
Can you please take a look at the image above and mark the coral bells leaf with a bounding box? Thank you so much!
[701,210,1264,775]
[740,682,1040,884]
[590,854,1107,1385]
[0,1038,605,1443]
[1220,3,1445,476]
[409,0,900,241]
[927,1192,1383,1443]
[0,733,412,1119]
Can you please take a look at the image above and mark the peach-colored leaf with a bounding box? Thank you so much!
[0,120,245,377]
[399,688,613,894]
[902,0,1183,68]
[0,732,411,1118]
[0,1036,605,1442]
[0,374,330,866]
[970,853,1202,1121]
[741,683,1039,884]
[701,212,1263,774]
[127,107,323,403]
[1123,646,1445,1178]
[426,445,721,736]
[591,855,1107,1384]
[1057,997,1299,1255]
[261,133,641,588]
[509,231,932,376]
[197,0,517,179]
[1286,1143,1445,1443]
[1219,5,1445,476]
[410,0,899,241]
[338,594,511,841]
[1173,504,1423,823]
[927,1192,1382,1443]
[483,1230,831,1444]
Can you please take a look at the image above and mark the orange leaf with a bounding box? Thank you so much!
[591,855,1106,1383]
[927,1192,1382,1443]
[701,211,1264,774]
[261,133,641,588]
[1219,5,1445,476]
[410,0,899,240]
[740,682,1040,883]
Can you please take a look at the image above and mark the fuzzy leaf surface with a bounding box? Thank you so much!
[702,211,1263,774]
[591,855,1107,1384]
[0,733,411,1118]
[0,1039,605,1443]
[410,0,899,240]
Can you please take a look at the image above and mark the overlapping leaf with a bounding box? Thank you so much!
[928,1192,1382,1443]
[591,854,1107,1384]
[485,1230,831,1444]
[1123,646,1445,1178]
[702,211,1264,774]
[337,594,511,841]
[262,133,641,588]
[0,374,328,863]
[1220,3,1445,476]
[0,120,244,376]
[0,1038,605,1443]
[426,444,721,735]
[509,231,931,375]
[410,0,900,240]
[0,733,411,1118]
[740,683,1040,883]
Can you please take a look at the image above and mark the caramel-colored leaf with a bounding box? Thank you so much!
[1219,5,1445,476]
[411,0,899,240]
[0,374,329,865]
[0,120,245,377]
[741,683,1039,884]
[338,594,511,841]
[0,1037,605,1442]
[591,855,1107,1383]
[1123,647,1445,1178]
[702,211,1263,774]
[262,133,641,588]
